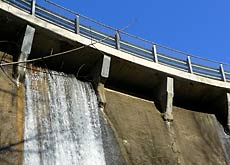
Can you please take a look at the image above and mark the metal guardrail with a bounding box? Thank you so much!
[3,0,230,82]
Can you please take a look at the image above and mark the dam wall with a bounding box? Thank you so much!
[104,88,228,164]
[0,0,230,164]
[0,52,24,164]
[0,56,229,164]
[0,53,124,164]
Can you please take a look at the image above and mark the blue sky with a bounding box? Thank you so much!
[38,0,230,64]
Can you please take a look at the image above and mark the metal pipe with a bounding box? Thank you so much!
[31,0,36,15]
[220,64,227,82]
[115,31,120,50]
[75,15,80,34]
[187,56,193,74]
[152,44,158,63]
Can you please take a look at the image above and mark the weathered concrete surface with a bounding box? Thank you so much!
[99,111,125,165]
[158,77,174,121]
[104,88,227,165]
[104,89,179,164]
[0,52,24,165]
[173,107,226,164]
[217,122,230,164]
[17,25,35,84]
[0,50,228,165]
[0,55,228,164]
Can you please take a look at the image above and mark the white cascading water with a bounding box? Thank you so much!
[23,70,106,165]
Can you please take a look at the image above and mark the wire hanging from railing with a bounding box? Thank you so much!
[44,0,230,66]
[2,0,230,81]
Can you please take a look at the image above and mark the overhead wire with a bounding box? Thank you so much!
[0,14,137,67]
[0,15,137,84]
[45,0,230,66]
[0,52,17,85]
[1,45,85,66]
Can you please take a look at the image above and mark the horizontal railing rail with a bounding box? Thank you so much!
[3,0,230,82]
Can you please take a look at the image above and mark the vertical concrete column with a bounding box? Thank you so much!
[17,25,35,85]
[31,0,36,15]
[101,55,111,80]
[220,64,226,82]
[187,56,193,74]
[152,44,158,63]
[90,55,111,110]
[158,77,174,122]
[75,15,80,34]
[115,31,120,50]
[227,93,230,130]
[97,55,111,108]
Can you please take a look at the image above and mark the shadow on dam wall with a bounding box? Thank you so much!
[0,51,229,164]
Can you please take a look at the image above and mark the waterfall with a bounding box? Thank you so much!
[23,70,106,165]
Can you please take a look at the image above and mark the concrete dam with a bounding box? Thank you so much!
[0,0,230,164]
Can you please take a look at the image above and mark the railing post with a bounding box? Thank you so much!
[220,63,226,82]
[115,31,120,50]
[75,15,80,34]
[152,44,158,63]
[31,0,36,15]
[187,56,193,74]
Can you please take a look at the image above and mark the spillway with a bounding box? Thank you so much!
[23,69,106,165]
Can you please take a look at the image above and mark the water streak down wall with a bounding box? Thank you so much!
[24,69,106,165]
[0,51,230,164]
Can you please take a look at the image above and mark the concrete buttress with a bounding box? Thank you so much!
[90,55,111,108]
[158,77,174,121]
[17,25,35,84]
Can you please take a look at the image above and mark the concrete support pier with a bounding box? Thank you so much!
[227,93,230,131]
[158,77,174,122]
[17,25,35,84]
[91,55,111,108]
